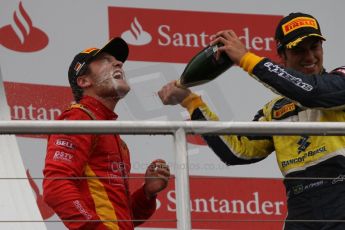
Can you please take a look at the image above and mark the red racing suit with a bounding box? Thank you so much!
[43,95,156,230]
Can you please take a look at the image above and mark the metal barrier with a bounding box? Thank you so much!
[1,120,345,230]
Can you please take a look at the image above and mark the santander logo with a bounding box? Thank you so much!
[0,1,49,52]
[121,17,152,46]
[108,7,282,63]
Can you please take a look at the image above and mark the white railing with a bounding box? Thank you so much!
[1,120,345,230]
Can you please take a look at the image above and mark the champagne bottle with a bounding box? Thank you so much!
[176,43,233,88]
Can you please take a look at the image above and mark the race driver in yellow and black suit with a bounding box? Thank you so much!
[158,13,345,230]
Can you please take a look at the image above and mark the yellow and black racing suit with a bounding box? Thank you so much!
[181,52,345,229]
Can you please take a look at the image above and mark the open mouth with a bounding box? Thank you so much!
[113,71,123,80]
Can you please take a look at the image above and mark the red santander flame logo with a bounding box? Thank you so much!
[0,2,49,52]
[121,17,152,46]
[109,7,282,63]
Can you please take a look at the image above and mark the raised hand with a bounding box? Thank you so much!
[211,30,248,65]
[158,80,191,105]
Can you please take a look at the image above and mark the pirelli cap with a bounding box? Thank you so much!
[275,12,326,52]
[68,37,129,86]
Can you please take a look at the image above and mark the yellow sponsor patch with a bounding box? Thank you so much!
[282,17,318,35]
[274,103,295,118]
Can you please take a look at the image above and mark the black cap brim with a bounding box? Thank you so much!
[286,34,326,49]
[94,37,129,62]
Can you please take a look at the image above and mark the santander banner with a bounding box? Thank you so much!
[131,174,286,229]
[4,82,71,138]
[4,82,70,121]
[108,7,282,63]
[24,170,287,229]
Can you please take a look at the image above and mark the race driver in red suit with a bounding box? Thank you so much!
[43,37,170,230]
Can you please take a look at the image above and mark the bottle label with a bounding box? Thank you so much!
[212,45,218,53]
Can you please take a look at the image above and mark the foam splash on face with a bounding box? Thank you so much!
[113,74,129,99]
[95,69,129,99]
[95,69,115,86]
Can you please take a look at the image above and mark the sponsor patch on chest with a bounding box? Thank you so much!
[53,151,74,163]
[55,139,75,150]
[273,103,295,119]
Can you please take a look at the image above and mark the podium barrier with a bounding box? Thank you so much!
[1,120,345,229]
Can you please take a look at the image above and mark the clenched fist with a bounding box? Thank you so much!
[143,159,170,199]
[158,81,191,105]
